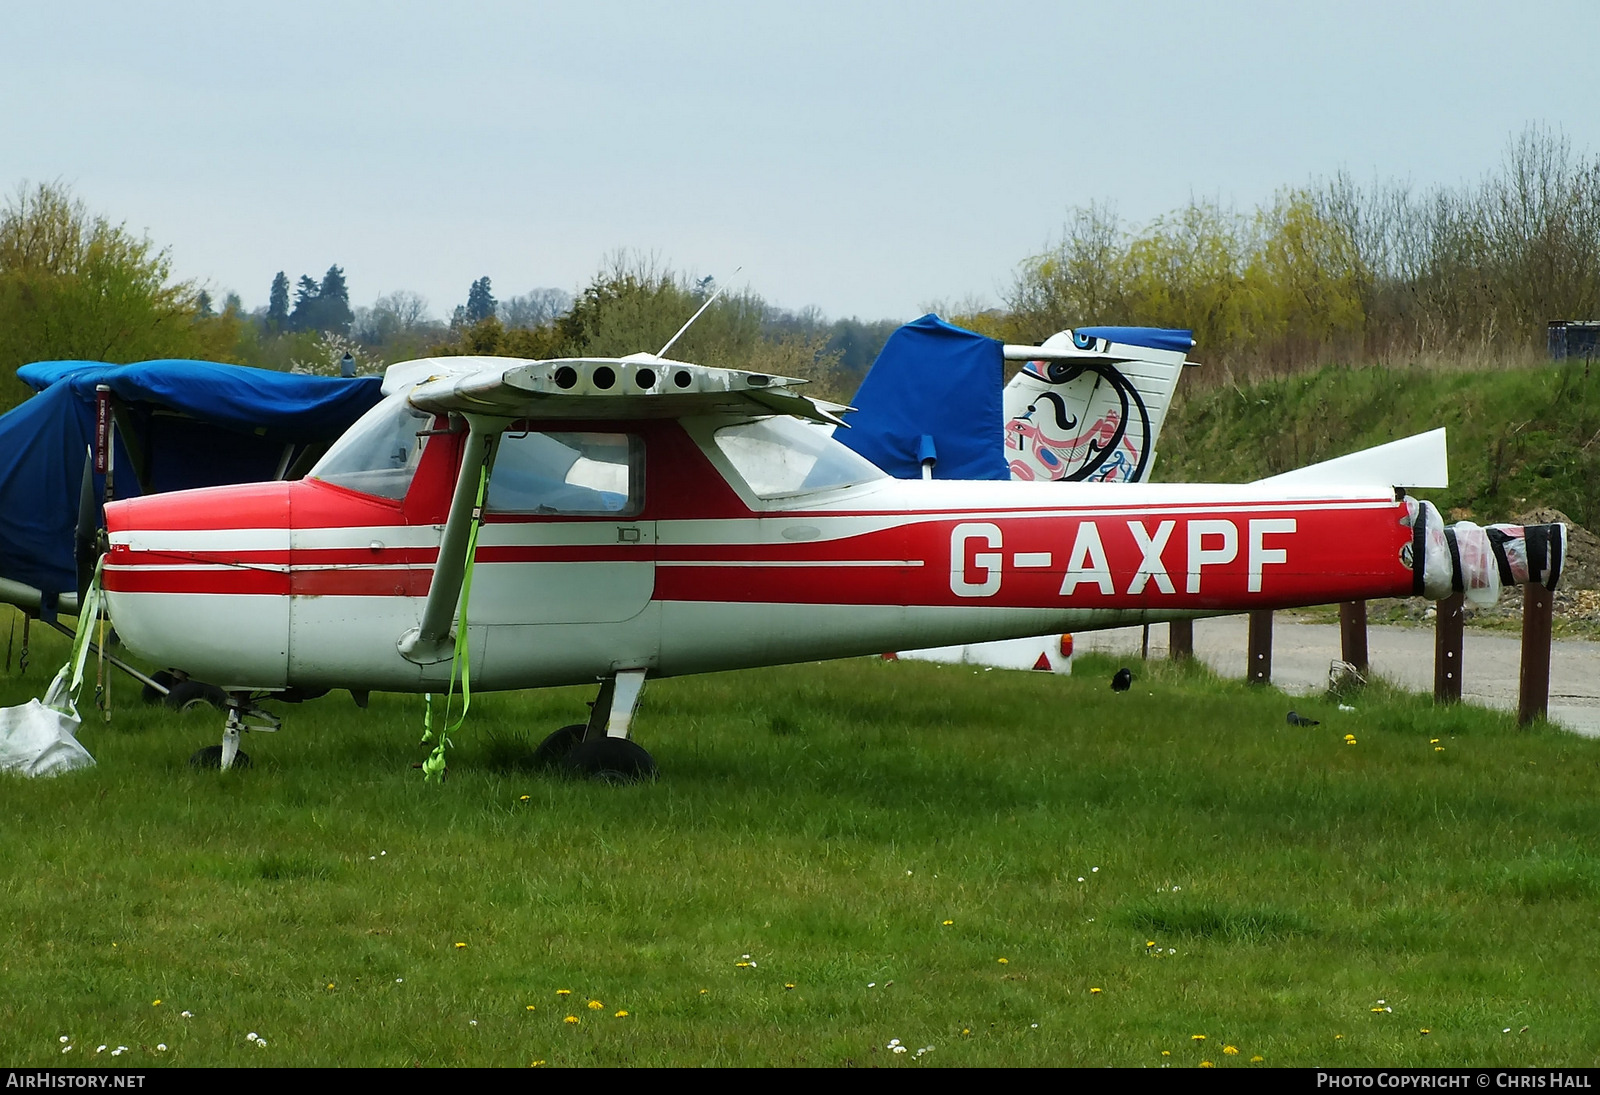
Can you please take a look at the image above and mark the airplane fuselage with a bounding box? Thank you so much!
[102,411,1416,693]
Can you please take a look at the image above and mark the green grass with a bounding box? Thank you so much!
[2,624,1599,1067]
[1162,359,1600,528]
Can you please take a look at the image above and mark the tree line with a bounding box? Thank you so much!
[4,125,1595,412]
[981,126,1600,380]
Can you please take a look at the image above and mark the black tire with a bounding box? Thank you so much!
[531,723,588,770]
[142,670,176,706]
[562,737,657,784]
[188,745,253,770]
[165,680,228,712]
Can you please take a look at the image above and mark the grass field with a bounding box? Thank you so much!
[3,621,1599,1068]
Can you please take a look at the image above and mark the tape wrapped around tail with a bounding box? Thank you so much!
[1403,499,1565,603]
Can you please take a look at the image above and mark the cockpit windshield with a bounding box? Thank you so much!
[308,391,433,500]
[713,417,887,499]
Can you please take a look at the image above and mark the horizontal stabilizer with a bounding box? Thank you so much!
[1254,429,1448,489]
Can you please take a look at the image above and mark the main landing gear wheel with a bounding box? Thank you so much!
[531,723,587,770]
[165,680,229,712]
[188,744,253,770]
[562,737,657,784]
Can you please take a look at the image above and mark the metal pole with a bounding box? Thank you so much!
[1247,610,1273,685]
[1518,586,1554,725]
[1433,592,1464,704]
[1140,624,1150,660]
[1169,619,1193,661]
[1339,600,1369,673]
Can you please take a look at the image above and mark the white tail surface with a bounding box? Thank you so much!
[1001,330,1191,484]
[1254,429,1449,490]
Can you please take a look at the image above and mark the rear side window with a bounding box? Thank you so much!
[488,431,641,515]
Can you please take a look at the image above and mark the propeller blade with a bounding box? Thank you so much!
[75,447,100,603]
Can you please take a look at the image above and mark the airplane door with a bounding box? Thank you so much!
[471,430,655,626]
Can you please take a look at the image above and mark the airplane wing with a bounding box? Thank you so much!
[401,354,850,427]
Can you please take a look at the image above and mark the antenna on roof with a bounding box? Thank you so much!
[657,266,742,358]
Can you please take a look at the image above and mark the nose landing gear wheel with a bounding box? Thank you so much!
[189,745,253,770]
[562,737,657,784]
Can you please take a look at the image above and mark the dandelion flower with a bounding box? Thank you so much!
[961,1029,971,1036]
[1146,941,1156,948]
[785,983,796,990]
[1223,1045,1239,1055]
[1346,739,1358,745]
[614,1010,628,1018]
[557,989,571,996]
[519,795,530,802]
[526,1005,536,1011]
[454,942,467,949]
[327,983,335,990]
[1200,1061,1214,1068]
[997,958,1008,964]
[1192,1034,1206,1041]
[699,989,708,995]
[1161,1051,1171,1057]
[152,999,161,1006]
[588,1000,603,1010]
[1420,1029,1431,1035]
[530,1060,546,1067]
[942,920,953,926]
[1435,747,1444,752]
[1090,987,1102,994]
[1251,1055,1264,1062]
[565,1016,579,1025]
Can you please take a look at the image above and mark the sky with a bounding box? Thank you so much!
[4,1,1597,324]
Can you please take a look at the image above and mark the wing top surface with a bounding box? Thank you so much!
[395,355,847,425]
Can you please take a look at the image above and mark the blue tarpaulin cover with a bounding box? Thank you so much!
[834,314,1008,481]
[1,360,383,600]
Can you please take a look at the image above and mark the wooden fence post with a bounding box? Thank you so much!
[1247,610,1273,685]
[1518,586,1554,725]
[1339,600,1369,673]
[1169,619,1193,661]
[1433,592,1464,704]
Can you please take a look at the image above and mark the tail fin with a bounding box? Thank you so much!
[1001,327,1195,484]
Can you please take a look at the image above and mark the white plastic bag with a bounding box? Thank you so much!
[0,567,101,777]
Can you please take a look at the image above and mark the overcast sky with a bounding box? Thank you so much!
[4,1,1596,323]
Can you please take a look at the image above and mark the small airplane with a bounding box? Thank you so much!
[98,332,1567,775]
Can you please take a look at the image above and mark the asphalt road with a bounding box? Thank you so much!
[1073,616,1600,738]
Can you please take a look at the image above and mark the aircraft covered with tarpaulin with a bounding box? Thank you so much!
[0,359,382,614]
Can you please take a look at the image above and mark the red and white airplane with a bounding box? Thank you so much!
[99,340,1566,774]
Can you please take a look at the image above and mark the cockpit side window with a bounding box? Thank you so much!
[712,417,886,499]
[309,392,434,501]
[488,430,642,516]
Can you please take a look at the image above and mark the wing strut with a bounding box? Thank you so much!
[398,414,507,665]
